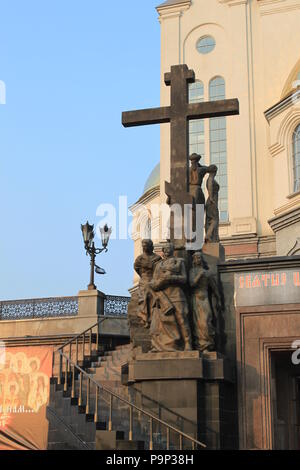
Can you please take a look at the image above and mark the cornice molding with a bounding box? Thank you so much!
[157,0,191,18]
[268,206,300,232]
[265,89,300,122]
[287,238,300,256]
[129,186,160,213]
[259,0,300,16]
[218,0,248,5]
[219,254,300,273]
[275,192,300,215]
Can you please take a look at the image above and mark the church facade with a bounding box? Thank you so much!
[1,0,300,451]
[130,0,300,450]
[132,0,300,265]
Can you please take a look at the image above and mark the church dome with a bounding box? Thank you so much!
[143,163,160,194]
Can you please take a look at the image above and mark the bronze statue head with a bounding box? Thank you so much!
[142,239,154,255]
[192,251,203,266]
[209,164,218,175]
[192,251,209,270]
[189,153,201,169]
[162,242,174,258]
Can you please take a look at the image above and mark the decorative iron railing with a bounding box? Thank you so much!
[104,295,130,316]
[0,296,79,320]
[0,295,130,320]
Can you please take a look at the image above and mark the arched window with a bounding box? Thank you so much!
[209,77,228,222]
[142,217,152,239]
[189,81,205,156]
[292,124,300,192]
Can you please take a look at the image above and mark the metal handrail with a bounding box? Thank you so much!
[58,349,206,450]
[57,317,108,351]
[55,317,111,385]
[130,385,197,430]
[54,317,206,449]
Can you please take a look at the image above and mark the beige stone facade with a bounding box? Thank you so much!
[131,0,300,269]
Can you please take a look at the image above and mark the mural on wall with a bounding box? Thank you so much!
[0,345,53,450]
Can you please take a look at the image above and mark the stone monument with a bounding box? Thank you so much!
[122,64,239,448]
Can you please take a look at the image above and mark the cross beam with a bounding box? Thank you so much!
[122,64,239,248]
[122,65,239,196]
[122,100,238,128]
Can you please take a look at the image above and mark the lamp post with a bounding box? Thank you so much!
[81,221,112,290]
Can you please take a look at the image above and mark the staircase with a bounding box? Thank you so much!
[47,318,206,450]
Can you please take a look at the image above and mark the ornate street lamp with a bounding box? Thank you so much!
[81,221,112,290]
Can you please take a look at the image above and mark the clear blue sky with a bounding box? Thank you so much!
[0,0,161,300]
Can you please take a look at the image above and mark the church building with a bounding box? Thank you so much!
[133,0,300,264]
[1,0,300,451]
[130,0,300,450]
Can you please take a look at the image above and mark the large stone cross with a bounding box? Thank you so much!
[122,64,239,248]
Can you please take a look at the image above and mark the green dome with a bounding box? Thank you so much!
[143,163,160,194]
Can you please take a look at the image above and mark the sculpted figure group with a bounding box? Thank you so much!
[134,239,221,353]
[189,153,220,243]
[131,155,222,353]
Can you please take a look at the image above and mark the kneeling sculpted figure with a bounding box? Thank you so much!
[149,242,193,352]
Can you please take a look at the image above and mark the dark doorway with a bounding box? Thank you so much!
[271,350,300,449]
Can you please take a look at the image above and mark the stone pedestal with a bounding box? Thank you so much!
[202,242,225,272]
[78,289,105,319]
[122,351,236,449]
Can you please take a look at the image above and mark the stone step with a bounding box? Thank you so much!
[94,356,130,368]
[48,388,149,450]
[48,342,144,450]
[93,366,122,376]
[116,440,145,450]
[92,370,121,381]
[95,429,144,451]
[48,442,86,450]
[114,343,131,351]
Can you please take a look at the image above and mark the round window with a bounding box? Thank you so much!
[196,36,216,55]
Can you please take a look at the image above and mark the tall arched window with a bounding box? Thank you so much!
[189,81,205,156]
[142,217,152,239]
[293,124,300,192]
[209,77,228,222]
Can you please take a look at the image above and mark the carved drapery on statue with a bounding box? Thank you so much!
[134,239,162,327]
[188,154,221,244]
[189,252,221,352]
[129,241,222,353]
[127,240,161,351]
[149,243,193,352]
[205,165,220,243]
[189,153,210,234]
